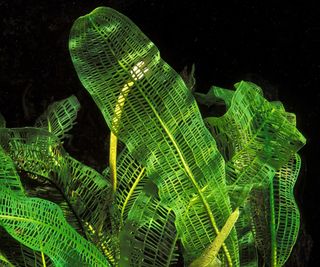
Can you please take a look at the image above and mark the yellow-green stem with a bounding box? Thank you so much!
[109,132,118,193]
[189,207,239,267]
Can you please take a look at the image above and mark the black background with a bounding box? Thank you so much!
[0,1,319,266]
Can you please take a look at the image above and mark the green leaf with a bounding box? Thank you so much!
[2,226,52,267]
[235,206,259,267]
[63,155,116,263]
[0,127,62,179]
[107,148,179,266]
[0,146,24,194]
[0,187,110,266]
[272,154,301,265]
[0,249,15,267]
[250,154,301,266]
[119,191,179,267]
[204,81,305,206]
[69,6,238,265]
[194,85,234,108]
[201,82,305,266]
[0,126,115,264]
[35,95,80,140]
[111,149,147,228]
[1,142,54,267]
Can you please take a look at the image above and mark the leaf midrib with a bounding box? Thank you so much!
[88,14,233,265]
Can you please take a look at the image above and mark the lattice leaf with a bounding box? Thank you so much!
[0,229,33,267]
[0,187,110,266]
[112,148,148,228]
[119,191,179,267]
[0,146,24,194]
[235,205,258,267]
[272,154,301,265]
[195,85,234,108]
[0,126,115,264]
[0,127,62,179]
[63,155,117,264]
[204,81,305,206]
[35,95,80,140]
[1,138,55,267]
[106,147,179,266]
[69,6,239,265]
[250,154,301,266]
[0,250,14,267]
[201,82,305,266]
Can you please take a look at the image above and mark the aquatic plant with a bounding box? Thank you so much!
[0,7,305,267]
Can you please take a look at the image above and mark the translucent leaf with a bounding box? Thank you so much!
[272,154,301,265]
[0,146,24,194]
[0,126,115,263]
[69,7,238,265]
[63,155,117,264]
[119,191,179,267]
[112,148,148,227]
[1,141,55,267]
[0,187,110,266]
[0,127,62,179]
[195,86,234,108]
[235,205,258,267]
[204,81,305,205]
[107,148,179,266]
[250,154,301,266]
[0,249,15,267]
[35,95,80,140]
[2,248,50,267]
[189,208,240,267]
[201,81,305,266]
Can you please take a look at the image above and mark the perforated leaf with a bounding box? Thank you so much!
[0,127,62,180]
[112,148,147,227]
[0,146,24,194]
[119,191,179,267]
[190,207,240,267]
[272,154,301,265]
[195,85,234,108]
[201,82,305,266]
[0,125,116,264]
[204,81,305,206]
[0,187,110,266]
[235,208,258,267]
[0,250,14,267]
[69,6,239,265]
[0,6,306,266]
[250,154,301,266]
[35,95,80,140]
[1,136,56,267]
[107,148,179,266]
[1,225,55,267]
[62,155,117,263]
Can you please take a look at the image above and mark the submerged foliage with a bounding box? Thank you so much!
[0,6,305,267]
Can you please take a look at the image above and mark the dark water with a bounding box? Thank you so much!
[0,1,319,266]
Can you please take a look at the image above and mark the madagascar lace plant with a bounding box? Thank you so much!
[0,7,305,267]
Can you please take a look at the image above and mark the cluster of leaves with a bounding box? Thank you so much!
[0,6,306,267]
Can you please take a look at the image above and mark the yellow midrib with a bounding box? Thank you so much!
[109,132,118,192]
[120,167,145,224]
[87,16,233,265]
[133,83,233,266]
